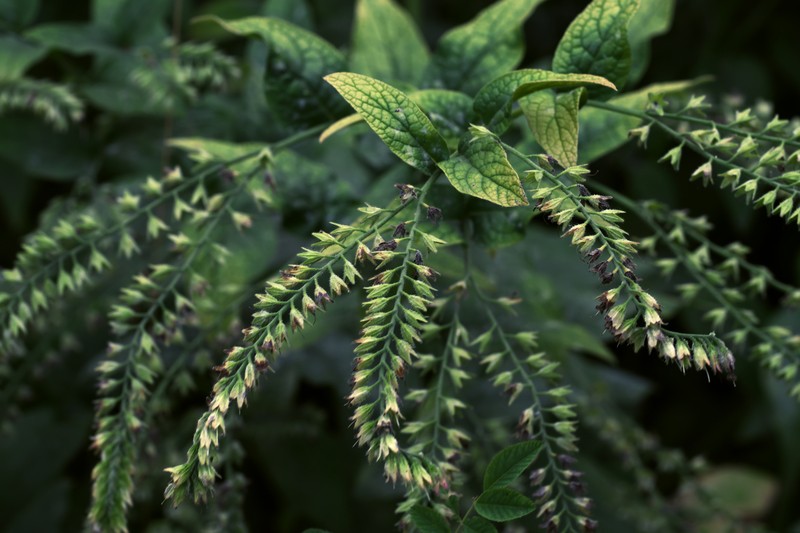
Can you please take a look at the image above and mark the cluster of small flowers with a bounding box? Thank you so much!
[531,170,736,378]
[349,229,439,484]
[165,224,369,504]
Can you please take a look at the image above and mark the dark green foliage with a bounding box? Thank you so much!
[2,1,800,532]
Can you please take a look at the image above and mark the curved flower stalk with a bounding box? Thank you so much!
[0,154,257,360]
[592,183,800,400]
[502,144,734,378]
[588,96,800,225]
[89,166,258,532]
[470,277,593,533]
[349,176,447,497]
[164,184,425,506]
[399,297,473,518]
[0,78,84,130]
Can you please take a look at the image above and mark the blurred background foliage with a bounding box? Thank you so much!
[1,0,799,531]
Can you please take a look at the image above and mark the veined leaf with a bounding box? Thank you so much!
[410,89,473,144]
[437,137,528,207]
[578,79,706,163]
[475,487,536,522]
[553,0,640,93]
[473,69,615,131]
[325,72,449,175]
[207,16,348,127]
[520,88,584,167]
[423,0,547,95]
[350,0,428,85]
[320,90,473,146]
[483,440,542,490]
[409,505,450,533]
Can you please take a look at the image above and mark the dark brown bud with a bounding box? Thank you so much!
[427,206,443,223]
[315,290,332,307]
[413,250,424,265]
[261,339,276,353]
[623,270,640,282]
[557,454,577,467]
[568,480,586,494]
[590,260,608,275]
[565,470,584,481]
[585,249,602,263]
[600,272,615,284]
[393,223,407,238]
[622,257,637,271]
[212,364,229,376]
[577,184,590,197]
[220,168,236,182]
[263,172,276,190]
[374,239,398,252]
[394,183,418,203]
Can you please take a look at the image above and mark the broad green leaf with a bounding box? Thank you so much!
[520,88,583,167]
[473,69,615,131]
[26,23,116,55]
[437,137,527,207]
[462,516,497,533]
[474,487,536,522]
[578,79,704,163]
[410,89,473,145]
[320,90,473,146]
[553,0,640,93]
[209,16,349,127]
[325,72,449,175]
[350,0,428,85]
[483,440,542,490]
[0,36,45,81]
[423,0,547,95]
[628,0,675,84]
[408,505,449,533]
